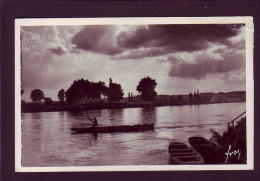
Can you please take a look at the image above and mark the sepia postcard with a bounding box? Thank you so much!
[15,17,254,172]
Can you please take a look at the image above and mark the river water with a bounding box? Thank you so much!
[21,102,245,166]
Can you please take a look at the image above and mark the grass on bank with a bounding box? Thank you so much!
[210,117,246,164]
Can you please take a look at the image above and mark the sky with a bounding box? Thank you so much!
[21,24,246,101]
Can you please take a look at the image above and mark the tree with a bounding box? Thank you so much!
[130,92,134,101]
[65,79,108,104]
[136,76,157,101]
[92,81,108,98]
[30,89,45,103]
[44,97,53,105]
[107,78,124,102]
[128,92,131,101]
[189,92,192,101]
[58,89,65,104]
[175,95,184,104]
[66,79,90,104]
[197,89,200,99]
[194,91,197,99]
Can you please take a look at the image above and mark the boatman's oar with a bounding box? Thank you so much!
[87,116,95,124]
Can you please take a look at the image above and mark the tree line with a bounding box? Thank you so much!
[26,76,158,105]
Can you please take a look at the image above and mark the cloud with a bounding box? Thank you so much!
[168,50,245,80]
[116,24,243,52]
[220,70,246,85]
[112,47,172,60]
[71,25,123,55]
[71,24,243,59]
[49,46,66,55]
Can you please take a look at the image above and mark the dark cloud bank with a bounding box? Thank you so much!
[71,25,122,55]
[116,24,241,51]
[71,24,245,80]
[72,24,242,55]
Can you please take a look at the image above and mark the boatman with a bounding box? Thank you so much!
[88,116,98,128]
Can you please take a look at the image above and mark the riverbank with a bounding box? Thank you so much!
[210,117,247,164]
[21,100,245,113]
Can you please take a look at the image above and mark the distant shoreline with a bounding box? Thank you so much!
[21,101,245,113]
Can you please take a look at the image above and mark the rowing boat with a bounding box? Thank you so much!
[71,123,154,133]
[188,136,220,164]
[168,142,204,164]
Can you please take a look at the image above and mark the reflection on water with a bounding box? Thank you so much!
[140,107,157,124]
[21,102,246,166]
